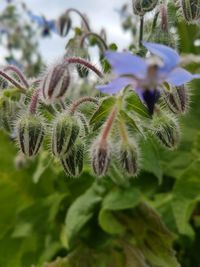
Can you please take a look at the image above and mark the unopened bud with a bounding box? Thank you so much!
[61,140,84,177]
[0,98,17,133]
[163,85,189,114]
[16,114,45,157]
[0,77,8,89]
[52,114,80,157]
[120,141,139,176]
[181,0,200,22]
[41,63,70,104]
[152,114,180,149]
[56,13,71,37]
[92,139,111,176]
[132,0,158,16]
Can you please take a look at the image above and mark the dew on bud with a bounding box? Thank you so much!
[51,113,80,157]
[152,113,180,149]
[16,114,45,157]
[181,0,200,22]
[56,13,71,37]
[120,141,139,176]
[61,140,84,177]
[41,62,70,104]
[163,85,189,114]
[132,0,158,16]
[91,139,111,177]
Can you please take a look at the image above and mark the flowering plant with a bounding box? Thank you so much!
[1,0,200,266]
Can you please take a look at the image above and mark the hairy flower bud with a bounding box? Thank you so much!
[152,114,180,149]
[41,63,70,104]
[163,85,189,114]
[181,0,200,22]
[132,0,158,16]
[120,141,139,176]
[61,140,84,177]
[0,98,18,133]
[92,139,111,176]
[56,13,71,37]
[16,114,45,157]
[52,114,80,157]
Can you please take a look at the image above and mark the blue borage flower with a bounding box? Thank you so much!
[27,11,57,36]
[96,42,200,114]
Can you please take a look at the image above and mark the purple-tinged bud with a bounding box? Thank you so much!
[41,63,70,104]
[132,0,158,16]
[152,114,180,149]
[181,0,200,22]
[163,85,189,114]
[16,114,45,157]
[0,77,8,89]
[92,139,111,177]
[56,14,71,37]
[51,114,80,157]
[120,141,139,176]
[61,140,84,177]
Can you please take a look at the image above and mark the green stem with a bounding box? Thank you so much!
[139,16,144,47]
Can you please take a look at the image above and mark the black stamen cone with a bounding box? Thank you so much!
[142,89,160,115]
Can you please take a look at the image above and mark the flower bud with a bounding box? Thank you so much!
[132,0,158,16]
[152,114,180,149]
[120,141,139,176]
[56,13,71,37]
[0,98,18,133]
[41,63,70,104]
[61,140,84,177]
[16,114,45,157]
[181,0,200,22]
[0,77,8,89]
[163,85,189,114]
[51,114,80,157]
[91,139,111,177]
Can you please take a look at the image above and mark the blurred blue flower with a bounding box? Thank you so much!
[27,11,57,36]
[96,42,200,114]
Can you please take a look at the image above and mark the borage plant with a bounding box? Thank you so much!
[1,0,200,266]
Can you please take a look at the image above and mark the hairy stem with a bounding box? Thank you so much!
[80,32,108,51]
[100,107,117,142]
[0,70,26,92]
[139,16,144,47]
[29,89,40,114]
[4,65,29,88]
[65,57,103,78]
[65,8,91,32]
[69,96,99,114]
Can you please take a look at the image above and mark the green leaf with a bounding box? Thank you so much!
[99,186,142,234]
[65,181,109,247]
[124,91,150,119]
[119,109,143,134]
[90,96,116,126]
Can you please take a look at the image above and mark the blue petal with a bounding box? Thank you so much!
[96,77,132,94]
[105,51,147,79]
[28,11,46,26]
[143,42,180,73]
[166,67,200,86]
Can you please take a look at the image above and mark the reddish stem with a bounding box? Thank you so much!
[65,8,91,32]
[4,65,29,88]
[29,89,40,114]
[100,107,117,142]
[0,70,26,92]
[160,3,168,32]
[65,57,103,78]
[69,96,99,114]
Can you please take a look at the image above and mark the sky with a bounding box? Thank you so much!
[9,0,132,63]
